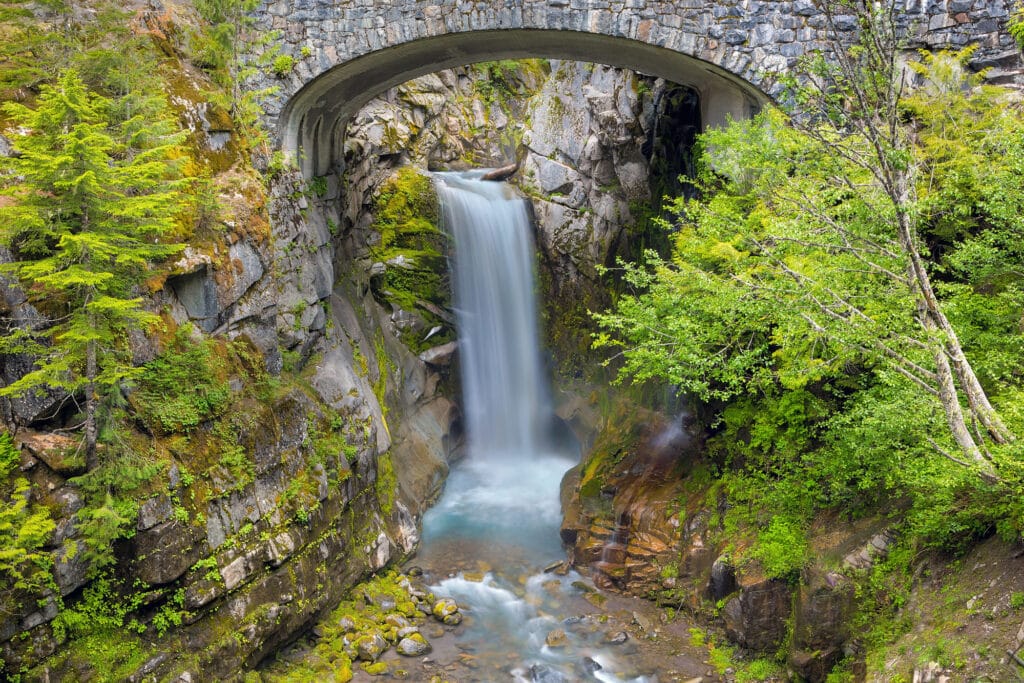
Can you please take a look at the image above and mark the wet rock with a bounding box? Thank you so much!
[396,633,431,656]
[418,341,458,367]
[631,611,652,632]
[137,495,174,531]
[721,577,792,651]
[52,540,90,597]
[133,518,205,586]
[605,630,628,644]
[790,648,843,682]
[385,614,411,630]
[442,612,463,626]
[580,656,602,675]
[431,598,458,621]
[355,632,388,662]
[530,663,570,683]
[793,567,854,668]
[913,661,946,683]
[545,628,568,647]
[843,530,893,570]
[708,556,738,601]
[396,625,419,639]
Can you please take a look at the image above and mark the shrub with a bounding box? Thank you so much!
[749,515,808,581]
[0,433,56,615]
[272,54,294,78]
[135,326,231,434]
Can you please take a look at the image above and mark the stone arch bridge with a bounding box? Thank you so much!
[251,0,1021,176]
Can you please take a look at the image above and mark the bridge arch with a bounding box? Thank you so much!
[278,29,769,176]
[252,0,1020,176]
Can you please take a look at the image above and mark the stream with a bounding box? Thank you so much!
[402,173,701,682]
[265,173,710,682]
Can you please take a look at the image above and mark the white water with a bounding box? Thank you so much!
[435,171,552,459]
[419,172,650,683]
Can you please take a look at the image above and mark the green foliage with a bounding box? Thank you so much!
[50,575,148,681]
[0,1,157,100]
[272,54,295,78]
[152,587,189,637]
[191,0,280,150]
[0,432,56,616]
[1010,8,1024,50]
[0,70,186,460]
[595,45,1024,551]
[71,449,165,574]
[1011,591,1024,609]
[736,658,783,682]
[135,326,231,434]
[748,516,808,581]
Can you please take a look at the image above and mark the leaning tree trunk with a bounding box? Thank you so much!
[84,332,97,471]
[896,211,1013,445]
[931,329,991,472]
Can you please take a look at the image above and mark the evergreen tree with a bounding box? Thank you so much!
[0,70,185,468]
[193,0,278,149]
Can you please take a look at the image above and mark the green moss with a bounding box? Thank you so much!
[375,452,397,516]
[368,168,454,352]
[362,661,389,675]
[261,571,428,680]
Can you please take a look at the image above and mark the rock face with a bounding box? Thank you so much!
[517,61,699,372]
[560,397,893,682]
[561,403,699,595]
[0,64,500,683]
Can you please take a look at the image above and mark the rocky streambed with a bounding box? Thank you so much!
[259,406,722,683]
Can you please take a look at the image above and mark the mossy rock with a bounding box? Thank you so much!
[362,661,390,676]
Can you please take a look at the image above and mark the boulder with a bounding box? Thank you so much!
[396,633,431,656]
[721,576,792,651]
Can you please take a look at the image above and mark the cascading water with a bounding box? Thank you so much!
[436,171,551,459]
[414,171,652,683]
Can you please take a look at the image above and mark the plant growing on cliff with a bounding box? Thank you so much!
[0,70,186,468]
[595,6,1024,544]
[1010,7,1024,50]
[192,0,281,150]
[134,325,231,434]
[0,433,56,618]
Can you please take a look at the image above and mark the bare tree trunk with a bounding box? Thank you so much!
[85,335,97,470]
[933,342,987,468]
[896,211,1013,444]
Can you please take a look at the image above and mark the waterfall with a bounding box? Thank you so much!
[416,171,652,683]
[435,171,552,459]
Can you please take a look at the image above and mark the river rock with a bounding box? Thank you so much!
[605,630,628,644]
[396,625,419,639]
[396,633,431,656]
[529,664,570,683]
[545,628,568,647]
[355,632,388,662]
[431,598,459,621]
[384,614,411,630]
